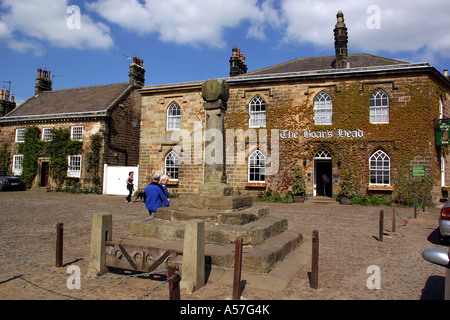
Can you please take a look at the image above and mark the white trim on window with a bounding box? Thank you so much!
[42,127,53,141]
[248,149,266,183]
[165,150,179,180]
[71,126,83,141]
[313,91,333,125]
[249,95,266,128]
[369,150,390,186]
[12,155,23,175]
[370,89,389,124]
[166,101,180,131]
[68,155,82,178]
[15,128,25,143]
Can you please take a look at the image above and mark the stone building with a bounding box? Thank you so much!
[0,57,145,188]
[138,11,450,205]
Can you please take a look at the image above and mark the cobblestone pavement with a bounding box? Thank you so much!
[0,189,447,301]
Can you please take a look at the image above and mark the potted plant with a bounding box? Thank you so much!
[338,168,356,205]
[292,165,307,203]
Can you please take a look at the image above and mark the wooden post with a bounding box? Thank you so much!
[414,199,417,219]
[392,204,396,233]
[379,210,384,242]
[168,265,181,300]
[56,223,63,267]
[232,237,243,300]
[311,230,319,289]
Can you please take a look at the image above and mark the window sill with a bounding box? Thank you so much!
[367,185,393,191]
[245,182,266,188]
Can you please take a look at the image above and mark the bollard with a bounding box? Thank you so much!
[392,204,396,233]
[87,213,112,276]
[56,223,63,267]
[379,210,384,242]
[311,230,319,289]
[180,219,205,293]
[414,199,417,219]
[232,237,243,300]
[168,265,181,300]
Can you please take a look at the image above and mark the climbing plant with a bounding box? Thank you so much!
[86,133,102,187]
[224,78,443,199]
[17,126,42,188]
[44,128,83,188]
[0,143,10,171]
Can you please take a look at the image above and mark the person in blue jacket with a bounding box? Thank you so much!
[143,173,169,218]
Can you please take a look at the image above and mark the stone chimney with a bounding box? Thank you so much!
[35,68,52,95]
[0,88,17,117]
[129,56,145,88]
[334,11,348,69]
[229,46,247,77]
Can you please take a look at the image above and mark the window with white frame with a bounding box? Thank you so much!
[71,126,83,141]
[68,155,82,178]
[313,91,333,125]
[370,89,389,124]
[167,102,180,131]
[249,95,266,128]
[369,150,390,185]
[42,127,53,141]
[248,149,266,183]
[15,128,25,143]
[165,150,179,180]
[12,155,23,175]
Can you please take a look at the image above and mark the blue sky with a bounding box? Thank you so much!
[1,0,450,105]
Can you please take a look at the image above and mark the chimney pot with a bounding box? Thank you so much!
[444,69,448,77]
[11,95,14,103]
[5,90,10,101]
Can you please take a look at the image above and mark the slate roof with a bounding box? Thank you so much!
[3,82,132,120]
[245,53,407,76]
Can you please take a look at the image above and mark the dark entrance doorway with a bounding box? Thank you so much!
[40,162,49,187]
[315,160,332,197]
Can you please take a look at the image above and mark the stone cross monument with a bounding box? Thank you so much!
[198,79,234,196]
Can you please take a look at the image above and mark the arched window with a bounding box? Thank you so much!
[313,91,333,125]
[248,149,265,183]
[165,150,179,180]
[249,95,266,128]
[369,150,390,185]
[370,90,389,124]
[167,101,180,131]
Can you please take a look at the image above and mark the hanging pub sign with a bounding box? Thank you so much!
[436,121,450,146]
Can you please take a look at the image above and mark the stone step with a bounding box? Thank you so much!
[116,227,303,273]
[130,215,288,246]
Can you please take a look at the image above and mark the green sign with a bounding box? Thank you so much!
[412,165,426,178]
[436,121,450,145]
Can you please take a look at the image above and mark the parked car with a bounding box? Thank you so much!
[440,199,450,244]
[0,170,26,191]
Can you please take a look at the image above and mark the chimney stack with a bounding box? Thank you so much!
[334,11,348,69]
[35,68,53,95]
[0,88,16,116]
[229,46,247,77]
[129,56,145,88]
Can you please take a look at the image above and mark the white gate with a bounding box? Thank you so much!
[103,164,139,195]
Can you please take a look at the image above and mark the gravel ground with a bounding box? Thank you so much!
[0,189,447,302]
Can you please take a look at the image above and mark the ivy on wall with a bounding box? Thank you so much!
[224,78,443,200]
[17,126,42,187]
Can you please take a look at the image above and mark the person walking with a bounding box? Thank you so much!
[160,174,170,197]
[125,171,134,203]
[143,173,169,218]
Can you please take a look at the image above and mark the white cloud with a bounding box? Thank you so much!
[277,0,450,62]
[0,0,114,55]
[87,0,274,48]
